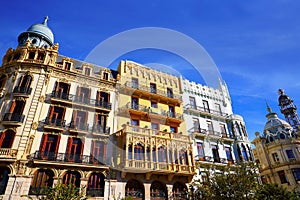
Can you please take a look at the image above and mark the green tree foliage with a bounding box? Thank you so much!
[255,183,300,200]
[191,162,300,200]
[192,162,259,200]
[22,183,86,200]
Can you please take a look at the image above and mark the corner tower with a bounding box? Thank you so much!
[18,16,54,48]
[278,89,300,130]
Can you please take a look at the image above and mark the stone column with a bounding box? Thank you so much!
[144,182,151,200]
[166,184,173,200]
[80,178,88,197]
[4,175,33,200]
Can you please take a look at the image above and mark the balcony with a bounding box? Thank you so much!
[68,122,89,134]
[121,103,183,123]
[50,91,111,111]
[192,128,234,141]
[2,113,25,126]
[31,151,107,166]
[44,117,66,131]
[185,104,229,119]
[123,125,190,141]
[194,155,232,165]
[0,148,17,159]
[91,124,110,135]
[121,82,182,105]
[13,86,32,95]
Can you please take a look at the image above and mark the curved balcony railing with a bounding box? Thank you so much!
[2,113,25,123]
[13,86,32,94]
[124,81,182,101]
[51,91,111,110]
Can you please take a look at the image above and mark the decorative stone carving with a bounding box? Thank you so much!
[31,122,38,130]
[39,95,45,102]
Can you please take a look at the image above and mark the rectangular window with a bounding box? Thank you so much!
[197,142,204,158]
[170,126,177,133]
[64,62,71,70]
[292,168,300,182]
[212,145,220,163]
[84,68,91,76]
[131,97,139,110]
[203,100,210,112]
[272,152,280,162]
[37,53,45,61]
[151,123,159,135]
[103,72,108,80]
[150,83,156,94]
[132,78,138,89]
[225,147,233,162]
[91,140,106,164]
[189,96,196,109]
[286,150,295,160]
[215,103,222,114]
[278,170,288,184]
[220,124,227,136]
[167,88,173,98]
[168,105,175,118]
[207,121,213,135]
[151,101,158,108]
[193,118,200,132]
[28,52,35,59]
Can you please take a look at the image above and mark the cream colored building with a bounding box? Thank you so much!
[0,17,117,199]
[252,106,300,191]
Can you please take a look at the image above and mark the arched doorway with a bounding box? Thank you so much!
[87,172,105,197]
[125,179,144,200]
[150,181,167,200]
[0,167,10,195]
[29,169,54,195]
[62,171,81,188]
[172,182,187,200]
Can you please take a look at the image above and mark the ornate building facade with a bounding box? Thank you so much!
[111,60,195,199]
[182,79,253,183]
[0,17,254,200]
[0,17,117,199]
[252,91,300,192]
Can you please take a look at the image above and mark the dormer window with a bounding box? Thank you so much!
[37,52,45,61]
[28,52,35,59]
[64,62,72,70]
[103,72,108,80]
[85,68,91,76]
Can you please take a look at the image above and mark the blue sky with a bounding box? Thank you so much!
[1,0,300,141]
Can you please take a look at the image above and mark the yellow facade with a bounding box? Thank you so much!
[111,60,195,199]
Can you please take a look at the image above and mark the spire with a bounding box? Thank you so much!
[266,102,272,113]
[42,16,49,25]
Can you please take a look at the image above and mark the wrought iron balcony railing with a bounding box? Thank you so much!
[2,113,25,123]
[68,121,89,131]
[194,155,233,164]
[31,151,106,165]
[13,86,32,94]
[44,117,66,128]
[124,81,182,101]
[186,104,229,118]
[51,91,111,110]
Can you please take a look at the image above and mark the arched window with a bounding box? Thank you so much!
[62,171,81,188]
[152,146,156,162]
[87,173,105,197]
[0,167,10,195]
[0,130,15,148]
[241,144,249,161]
[16,74,32,94]
[125,179,144,198]
[150,181,167,198]
[128,144,132,160]
[29,169,54,195]
[158,146,167,162]
[172,182,187,199]
[134,143,144,160]
[179,149,188,165]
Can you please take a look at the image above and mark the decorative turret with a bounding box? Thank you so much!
[278,89,300,131]
[17,16,54,48]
